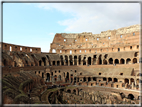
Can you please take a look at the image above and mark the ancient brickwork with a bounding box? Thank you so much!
[2,24,141,104]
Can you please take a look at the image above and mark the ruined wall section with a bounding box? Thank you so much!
[2,42,41,53]
[50,24,140,54]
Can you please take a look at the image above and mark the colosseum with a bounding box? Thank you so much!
[1,24,141,105]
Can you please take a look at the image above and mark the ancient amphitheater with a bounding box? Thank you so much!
[1,24,141,105]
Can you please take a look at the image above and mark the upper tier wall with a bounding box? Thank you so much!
[2,42,41,53]
[50,24,140,53]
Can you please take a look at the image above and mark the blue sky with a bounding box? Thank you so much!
[3,3,140,52]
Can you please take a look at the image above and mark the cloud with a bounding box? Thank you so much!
[35,3,140,34]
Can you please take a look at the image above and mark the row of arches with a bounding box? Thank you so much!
[59,55,138,66]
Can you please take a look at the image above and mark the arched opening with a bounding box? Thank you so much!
[88,77,91,82]
[114,78,118,82]
[93,77,96,81]
[74,56,77,65]
[109,58,113,64]
[53,61,55,66]
[39,60,42,66]
[46,73,50,82]
[77,78,79,82]
[54,75,57,82]
[93,55,97,65]
[125,78,129,84]
[14,61,17,67]
[134,52,139,57]
[83,57,86,65]
[137,73,142,76]
[83,77,86,82]
[70,74,73,83]
[67,89,71,93]
[133,58,137,64]
[126,58,131,64]
[103,77,106,81]
[70,50,72,54]
[136,79,139,84]
[42,57,46,66]
[78,55,81,65]
[66,72,69,82]
[103,60,107,65]
[65,55,68,65]
[120,58,125,64]
[60,56,64,65]
[52,49,56,53]
[130,78,134,85]
[73,89,76,95]
[57,61,60,66]
[42,73,44,78]
[128,94,134,100]
[98,55,102,65]
[10,46,12,51]
[118,48,120,52]
[120,93,125,99]
[114,59,119,64]
[88,57,91,65]
[108,77,112,82]
[104,54,108,58]
[25,60,29,66]
[74,77,76,85]
[69,55,73,65]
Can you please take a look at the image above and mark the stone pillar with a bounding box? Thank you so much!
[125,83,128,89]
[132,82,134,89]
[58,61,60,66]
[86,60,88,65]
[77,59,79,65]
[85,59,87,65]
[134,79,137,86]
[106,78,108,82]
[72,59,74,65]
[125,59,127,64]
[112,78,114,82]
[50,61,52,66]
[129,79,131,85]
[81,60,83,65]
[41,62,44,66]
[91,58,93,65]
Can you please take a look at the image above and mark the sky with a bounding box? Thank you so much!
[3,2,140,52]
